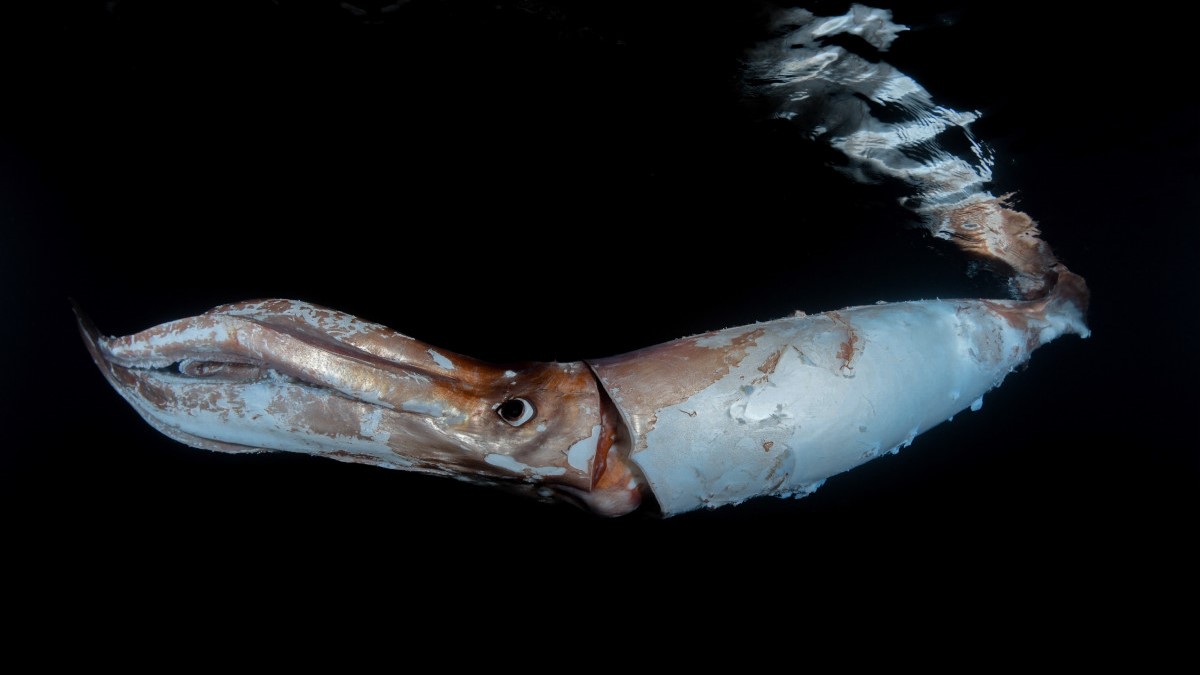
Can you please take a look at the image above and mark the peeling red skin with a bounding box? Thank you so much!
[328,449,387,465]
[828,311,861,374]
[757,348,783,375]
[591,406,614,491]
[580,391,644,516]
[750,346,784,385]
[589,327,765,453]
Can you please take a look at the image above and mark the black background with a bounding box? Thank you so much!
[2,0,1197,635]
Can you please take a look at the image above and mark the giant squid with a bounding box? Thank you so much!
[79,5,1090,517]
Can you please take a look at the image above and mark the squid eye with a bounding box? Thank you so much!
[497,398,536,427]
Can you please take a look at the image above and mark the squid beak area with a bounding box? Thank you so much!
[73,302,647,516]
[72,303,500,481]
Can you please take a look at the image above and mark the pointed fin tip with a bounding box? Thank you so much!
[71,298,98,341]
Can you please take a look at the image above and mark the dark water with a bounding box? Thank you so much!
[2,1,1196,627]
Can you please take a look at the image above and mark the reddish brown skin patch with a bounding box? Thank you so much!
[591,327,765,415]
[752,347,785,385]
[589,453,642,515]
[829,312,860,373]
[580,389,644,515]
[589,327,766,452]
[837,335,856,366]
[326,449,381,464]
[591,404,615,490]
[758,348,783,375]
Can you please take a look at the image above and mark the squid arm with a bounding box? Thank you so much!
[78,5,1090,517]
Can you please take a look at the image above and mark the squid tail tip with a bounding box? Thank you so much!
[1045,267,1092,340]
